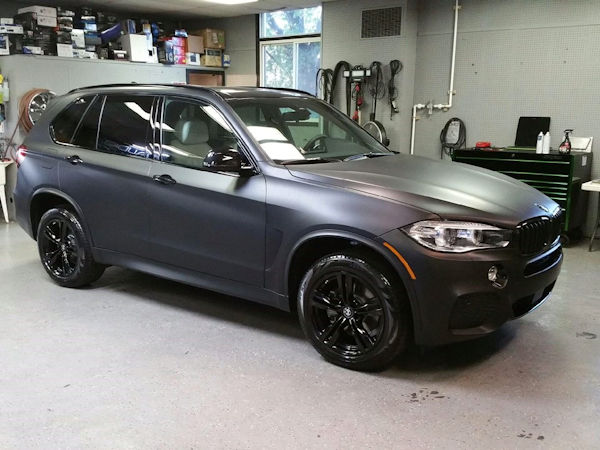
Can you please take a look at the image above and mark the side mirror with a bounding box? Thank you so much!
[203,148,252,175]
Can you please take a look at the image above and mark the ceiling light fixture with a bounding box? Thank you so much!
[203,0,259,4]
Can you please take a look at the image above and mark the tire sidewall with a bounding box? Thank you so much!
[298,253,408,371]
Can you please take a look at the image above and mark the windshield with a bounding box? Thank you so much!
[227,97,392,163]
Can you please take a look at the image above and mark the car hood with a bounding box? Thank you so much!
[287,154,559,227]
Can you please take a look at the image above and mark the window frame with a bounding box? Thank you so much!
[258,6,322,95]
[259,6,322,40]
[259,36,321,94]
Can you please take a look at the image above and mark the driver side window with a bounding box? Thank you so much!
[160,98,239,170]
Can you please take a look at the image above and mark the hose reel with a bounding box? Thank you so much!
[19,89,56,132]
[3,89,55,160]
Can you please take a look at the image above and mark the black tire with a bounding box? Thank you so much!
[297,250,410,371]
[37,207,105,288]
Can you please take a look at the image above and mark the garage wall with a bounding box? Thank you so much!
[412,0,600,233]
[322,0,418,153]
[413,0,600,171]
[185,15,258,87]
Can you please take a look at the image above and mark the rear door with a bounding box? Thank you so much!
[144,96,266,286]
[55,94,155,256]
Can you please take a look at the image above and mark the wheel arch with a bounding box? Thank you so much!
[285,230,420,332]
[29,188,90,242]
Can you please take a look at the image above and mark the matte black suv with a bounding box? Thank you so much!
[14,85,563,371]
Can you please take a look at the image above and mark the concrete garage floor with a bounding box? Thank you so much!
[1,222,598,449]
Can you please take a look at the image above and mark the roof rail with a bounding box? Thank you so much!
[257,87,315,97]
[67,82,201,94]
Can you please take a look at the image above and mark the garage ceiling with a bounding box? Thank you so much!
[15,0,337,18]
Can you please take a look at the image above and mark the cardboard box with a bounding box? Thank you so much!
[71,29,85,49]
[23,45,44,55]
[0,18,14,25]
[74,49,97,59]
[158,40,174,64]
[201,48,223,67]
[56,42,73,57]
[198,28,225,49]
[119,34,151,62]
[169,36,185,48]
[36,15,57,28]
[186,52,201,66]
[110,49,127,60]
[0,34,9,55]
[186,35,203,54]
[0,25,23,34]
[18,5,57,17]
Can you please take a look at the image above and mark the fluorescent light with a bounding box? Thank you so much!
[203,0,258,4]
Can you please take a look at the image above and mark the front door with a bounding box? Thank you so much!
[145,96,266,286]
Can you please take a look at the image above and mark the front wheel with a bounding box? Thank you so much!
[37,208,105,288]
[297,251,410,371]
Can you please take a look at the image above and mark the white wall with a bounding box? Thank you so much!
[322,0,418,153]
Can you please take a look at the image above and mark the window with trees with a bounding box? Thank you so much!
[259,6,322,95]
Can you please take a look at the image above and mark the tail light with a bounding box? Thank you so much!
[16,145,27,167]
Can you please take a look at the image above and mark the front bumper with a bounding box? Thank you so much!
[379,229,562,346]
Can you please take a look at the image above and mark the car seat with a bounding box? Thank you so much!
[166,119,212,169]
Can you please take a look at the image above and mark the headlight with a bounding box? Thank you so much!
[403,221,512,253]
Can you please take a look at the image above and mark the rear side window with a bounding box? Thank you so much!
[51,96,95,144]
[71,96,103,149]
[97,95,154,158]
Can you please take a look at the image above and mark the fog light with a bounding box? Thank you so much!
[488,265,508,289]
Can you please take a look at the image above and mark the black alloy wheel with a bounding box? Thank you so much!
[40,217,79,278]
[37,208,105,287]
[310,270,385,356]
[298,251,410,371]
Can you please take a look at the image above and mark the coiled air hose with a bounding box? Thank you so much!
[4,89,54,160]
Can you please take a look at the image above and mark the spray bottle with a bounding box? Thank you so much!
[536,131,544,154]
[558,129,573,154]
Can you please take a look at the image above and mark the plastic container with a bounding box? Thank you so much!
[543,131,551,154]
[536,131,544,154]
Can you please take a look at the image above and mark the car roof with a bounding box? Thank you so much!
[68,83,313,99]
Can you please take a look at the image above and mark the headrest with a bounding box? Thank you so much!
[175,119,209,145]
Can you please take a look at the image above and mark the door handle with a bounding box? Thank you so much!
[152,174,177,185]
[66,155,83,165]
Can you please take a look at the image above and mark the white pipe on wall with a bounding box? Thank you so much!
[410,0,461,155]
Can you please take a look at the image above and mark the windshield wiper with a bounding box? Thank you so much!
[343,152,397,162]
[281,157,341,165]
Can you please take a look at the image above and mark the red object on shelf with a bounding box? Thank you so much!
[475,141,492,148]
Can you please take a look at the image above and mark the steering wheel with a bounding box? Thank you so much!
[303,134,328,154]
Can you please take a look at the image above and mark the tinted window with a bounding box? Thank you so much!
[97,95,154,158]
[71,96,103,149]
[51,96,95,144]
[160,98,239,170]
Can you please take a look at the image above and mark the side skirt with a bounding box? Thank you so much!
[92,248,289,311]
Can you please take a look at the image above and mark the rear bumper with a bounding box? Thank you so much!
[13,185,34,239]
[379,229,562,346]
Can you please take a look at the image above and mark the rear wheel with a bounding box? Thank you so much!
[37,208,105,287]
[298,251,410,371]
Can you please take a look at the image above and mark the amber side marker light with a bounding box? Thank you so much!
[383,242,416,280]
